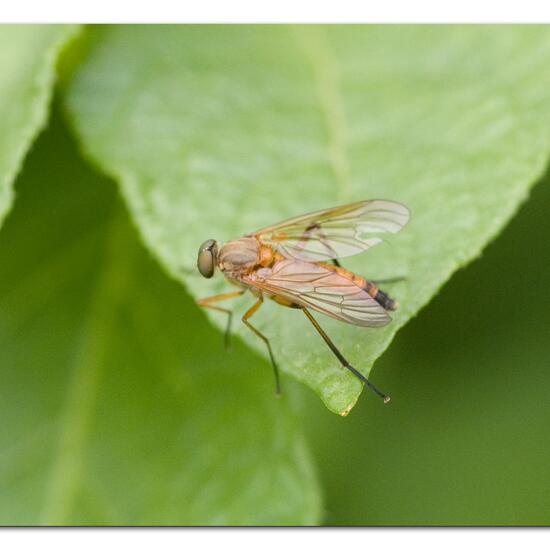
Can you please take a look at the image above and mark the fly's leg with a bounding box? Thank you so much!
[296,222,404,278]
[302,308,390,404]
[371,276,406,285]
[242,298,281,396]
[297,223,340,265]
[197,290,246,349]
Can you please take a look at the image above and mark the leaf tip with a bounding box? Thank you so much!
[339,397,358,417]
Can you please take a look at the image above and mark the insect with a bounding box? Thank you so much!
[196,199,410,403]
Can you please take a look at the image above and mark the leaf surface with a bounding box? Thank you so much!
[65,25,550,414]
[303,167,550,525]
[0,24,77,229]
[0,113,320,525]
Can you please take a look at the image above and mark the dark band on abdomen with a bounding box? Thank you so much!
[363,280,398,311]
[373,288,398,311]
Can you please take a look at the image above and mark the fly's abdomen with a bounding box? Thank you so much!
[363,280,398,311]
[324,263,399,311]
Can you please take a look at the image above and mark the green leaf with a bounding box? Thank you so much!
[302,166,550,525]
[0,112,321,525]
[0,24,78,229]
[65,25,550,415]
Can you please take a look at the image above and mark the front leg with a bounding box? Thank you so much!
[197,290,246,349]
[241,297,281,396]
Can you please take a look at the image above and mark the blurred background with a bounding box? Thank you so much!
[301,167,550,524]
[1,24,550,526]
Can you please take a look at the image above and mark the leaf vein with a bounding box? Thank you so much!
[294,26,352,201]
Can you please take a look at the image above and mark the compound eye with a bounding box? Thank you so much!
[197,239,216,278]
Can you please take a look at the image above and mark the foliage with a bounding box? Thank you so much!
[0,112,320,525]
[65,25,550,414]
[303,167,550,525]
[0,24,549,525]
[0,25,77,228]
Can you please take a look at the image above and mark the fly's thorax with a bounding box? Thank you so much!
[217,237,260,274]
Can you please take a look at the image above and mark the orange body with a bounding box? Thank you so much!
[219,239,385,310]
[197,198,409,403]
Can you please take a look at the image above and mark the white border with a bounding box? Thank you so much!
[1,1,548,545]
[1,0,550,23]
[0,528,548,550]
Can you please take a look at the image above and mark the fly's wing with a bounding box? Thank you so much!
[249,199,410,262]
[243,260,391,327]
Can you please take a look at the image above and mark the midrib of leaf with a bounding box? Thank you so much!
[40,217,128,524]
[63,26,550,416]
[293,26,352,202]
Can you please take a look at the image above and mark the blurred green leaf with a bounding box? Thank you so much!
[0,24,78,229]
[0,112,320,525]
[302,166,550,525]
[65,25,550,414]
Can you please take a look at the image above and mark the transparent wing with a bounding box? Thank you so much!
[243,260,391,327]
[249,199,410,262]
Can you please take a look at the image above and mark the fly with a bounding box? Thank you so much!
[196,199,410,403]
